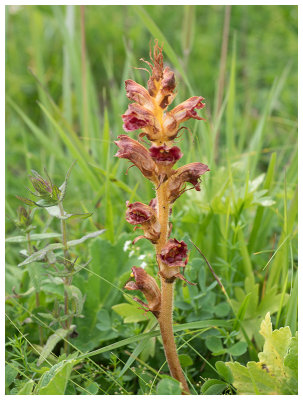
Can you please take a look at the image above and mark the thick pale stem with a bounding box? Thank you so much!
[156,184,190,394]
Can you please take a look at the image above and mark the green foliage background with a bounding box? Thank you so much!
[5,5,297,395]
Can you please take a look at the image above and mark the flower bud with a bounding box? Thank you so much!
[166,162,209,203]
[124,266,161,316]
[15,206,32,230]
[114,135,158,183]
[126,201,160,244]
[160,239,188,268]
[163,96,205,139]
[29,172,52,196]
[157,66,176,109]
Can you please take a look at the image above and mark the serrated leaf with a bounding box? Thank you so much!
[156,376,182,395]
[35,359,76,395]
[37,326,75,366]
[226,313,298,395]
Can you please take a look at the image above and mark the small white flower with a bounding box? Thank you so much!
[129,250,135,257]
[123,240,132,252]
[140,261,147,269]
[138,254,146,260]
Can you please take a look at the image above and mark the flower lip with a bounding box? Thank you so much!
[122,103,154,132]
[166,162,210,203]
[149,144,183,165]
[160,239,188,267]
[126,201,154,225]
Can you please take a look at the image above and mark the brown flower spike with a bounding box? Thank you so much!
[116,40,209,394]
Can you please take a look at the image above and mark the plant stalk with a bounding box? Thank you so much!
[58,201,70,354]
[27,231,44,346]
[156,184,190,395]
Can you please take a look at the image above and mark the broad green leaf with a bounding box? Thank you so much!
[179,354,193,368]
[226,313,298,395]
[37,326,75,366]
[214,302,230,317]
[17,380,34,395]
[226,341,247,356]
[205,336,223,353]
[35,360,76,395]
[112,303,149,323]
[156,376,182,395]
[215,361,233,383]
[201,379,227,395]
[5,364,18,388]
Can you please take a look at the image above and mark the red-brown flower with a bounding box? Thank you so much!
[122,103,158,132]
[126,201,160,244]
[166,162,210,203]
[149,144,182,166]
[114,135,158,183]
[124,266,161,316]
[163,96,206,140]
[160,239,188,268]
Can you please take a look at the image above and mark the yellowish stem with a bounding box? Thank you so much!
[155,184,190,395]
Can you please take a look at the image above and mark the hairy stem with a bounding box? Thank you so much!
[27,231,44,346]
[59,201,70,354]
[156,184,190,394]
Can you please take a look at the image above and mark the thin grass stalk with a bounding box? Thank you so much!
[214,5,231,162]
[80,5,88,152]
[26,230,43,346]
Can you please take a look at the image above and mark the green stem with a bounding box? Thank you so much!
[27,231,44,346]
[58,201,70,354]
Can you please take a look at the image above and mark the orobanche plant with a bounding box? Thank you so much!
[115,40,209,394]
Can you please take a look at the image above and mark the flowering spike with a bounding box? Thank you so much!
[117,40,210,394]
